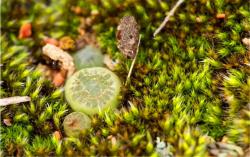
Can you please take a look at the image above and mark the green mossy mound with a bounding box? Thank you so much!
[1,0,249,156]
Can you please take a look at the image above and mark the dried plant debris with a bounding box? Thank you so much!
[75,32,98,49]
[43,37,59,46]
[242,37,250,50]
[18,23,32,39]
[36,63,54,80]
[245,148,250,157]
[59,36,75,51]
[53,131,62,141]
[117,16,140,59]
[3,118,12,126]
[103,54,120,71]
[155,137,174,157]
[1,0,250,156]
[216,13,226,19]
[125,35,141,85]
[36,64,65,87]
[208,142,244,157]
[153,0,185,37]
[0,96,31,106]
[52,71,66,87]
[42,44,75,78]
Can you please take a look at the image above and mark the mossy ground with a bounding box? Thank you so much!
[1,0,250,156]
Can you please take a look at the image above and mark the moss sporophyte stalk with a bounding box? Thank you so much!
[1,0,250,156]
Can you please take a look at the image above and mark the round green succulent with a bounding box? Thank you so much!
[63,112,91,137]
[73,45,104,70]
[65,67,121,115]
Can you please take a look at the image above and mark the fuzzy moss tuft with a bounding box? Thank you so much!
[1,0,250,156]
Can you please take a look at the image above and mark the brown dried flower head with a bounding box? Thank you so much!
[117,16,140,59]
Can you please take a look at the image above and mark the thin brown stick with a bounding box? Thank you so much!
[125,35,141,86]
[0,96,31,106]
[153,0,185,37]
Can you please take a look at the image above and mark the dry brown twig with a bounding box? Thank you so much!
[153,0,185,37]
[0,96,31,106]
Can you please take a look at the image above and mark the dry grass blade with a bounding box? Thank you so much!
[0,96,31,106]
[153,0,185,37]
[125,35,141,86]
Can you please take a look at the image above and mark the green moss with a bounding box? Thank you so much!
[1,0,250,156]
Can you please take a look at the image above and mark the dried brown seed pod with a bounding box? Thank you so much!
[117,16,140,59]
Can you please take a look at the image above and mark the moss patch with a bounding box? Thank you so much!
[1,0,249,156]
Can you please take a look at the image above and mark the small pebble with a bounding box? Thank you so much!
[59,36,75,50]
[19,23,32,39]
[43,37,59,46]
[210,149,220,156]
[216,13,226,19]
[53,71,65,87]
[103,54,120,71]
[242,38,250,50]
[3,118,12,126]
[53,131,62,141]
